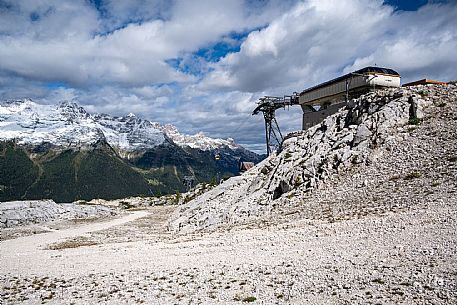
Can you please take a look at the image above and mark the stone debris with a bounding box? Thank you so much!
[84,182,216,208]
[168,84,457,233]
[1,199,456,304]
[0,200,116,229]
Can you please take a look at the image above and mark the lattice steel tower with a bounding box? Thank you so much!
[252,94,299,156]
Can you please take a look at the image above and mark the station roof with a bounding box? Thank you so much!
[402,79,447,87]
[300,66,400,96]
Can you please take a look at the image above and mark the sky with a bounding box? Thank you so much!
[1,0,456,153]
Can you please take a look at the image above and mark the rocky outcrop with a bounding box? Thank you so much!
[168,84,456,233]
[0,200,116,228]
[84,182,217,208]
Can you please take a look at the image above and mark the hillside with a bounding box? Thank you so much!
[0,140,153,202]
[0,100,263,202]
[169,84,457,233]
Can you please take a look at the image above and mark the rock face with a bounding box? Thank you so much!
[168,84,457,233]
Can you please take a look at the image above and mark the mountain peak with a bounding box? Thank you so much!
[57,100,90,121]
[57,100,78,107]
[1,99,263,202]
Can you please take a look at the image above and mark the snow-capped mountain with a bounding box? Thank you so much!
[0,99,263,202]
[159,124,239,151]
[0,99,242,152]
[0,99,105,148]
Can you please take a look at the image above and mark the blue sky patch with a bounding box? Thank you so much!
[166,31,252,77]
[385,0,427,11]
[385,0,450,11]
[46,82,66,89]
[195,31,250,63]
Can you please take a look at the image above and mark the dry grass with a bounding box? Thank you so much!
[47,236,98,250]
[68,217,104,225]
[0,227,50,241]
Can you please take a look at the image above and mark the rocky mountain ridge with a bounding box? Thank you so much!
[0,99,241,154]
[169,84,457,233]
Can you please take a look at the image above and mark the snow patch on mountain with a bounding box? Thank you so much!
[93,113,164,151]
[0,100,104,148]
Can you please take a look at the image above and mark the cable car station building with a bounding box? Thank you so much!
[253,66,402,155]
[299,67,401,129]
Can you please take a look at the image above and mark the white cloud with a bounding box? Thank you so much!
[199,0,393,92]
[96,0,173,30]
[346,3,457,81]
[0,0,456,153]
[0,0,100,40]
[0,0,294,88]
[201,0,457,95]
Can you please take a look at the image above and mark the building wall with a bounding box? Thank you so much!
[299,73,401,130]
[299,74,400,105]
[302,101,347,130]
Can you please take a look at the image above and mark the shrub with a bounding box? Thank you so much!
[183,193,196,203]
[447,156,457,162]
[404,172,422,180]
[174,191,181,204]
[418,90,428,97]
[242,296,257,302]
[294,176,303,187]
[408,117,422,125]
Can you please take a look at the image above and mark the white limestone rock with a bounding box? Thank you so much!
[168,84,456,233]
[0,200,116,228]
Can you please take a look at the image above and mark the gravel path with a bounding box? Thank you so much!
[1,211,149,273]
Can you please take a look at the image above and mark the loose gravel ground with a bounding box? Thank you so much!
[1,199,456,304]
